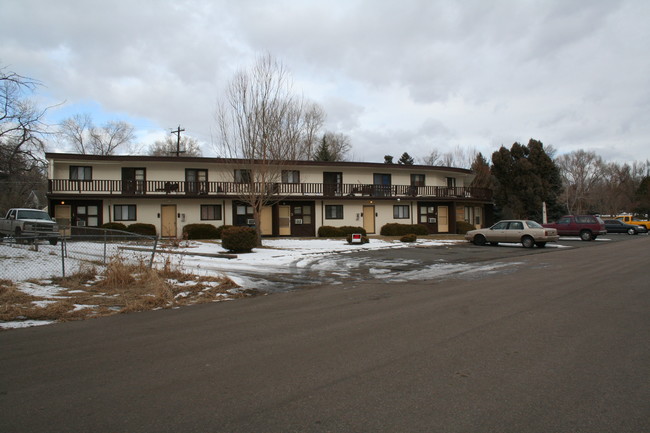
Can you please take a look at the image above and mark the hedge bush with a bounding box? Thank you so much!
[214,224,233,239]
[318,226,367,238]
[455,221,476,235]
[126,223,157,237]
[101,222,128,231]
[400,233,418,243]
[182,223,220,240]
[221,226,257,252]
[380,223,428,236]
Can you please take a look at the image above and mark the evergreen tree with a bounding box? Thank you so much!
[469,152,494,190]
[634,176,650,216]
[384,155,394,164]
[491,139,564,221]
[397,152,414,165]
[313,136,335,161]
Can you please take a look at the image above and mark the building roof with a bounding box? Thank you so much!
[45,153,474,175]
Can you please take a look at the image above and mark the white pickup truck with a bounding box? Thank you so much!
[0,208,60,245]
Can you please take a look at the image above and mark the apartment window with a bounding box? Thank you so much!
[325,205,343,219]
[393,205,410,219]
[411,174,425,187]
[234,169,251,183]
[70,166,92,180]
[282,170,300,183]
[446,177,456,188]
[201,205,222,220]
[114,205,136,221]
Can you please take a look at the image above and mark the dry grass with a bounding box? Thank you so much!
[1,255,256,327]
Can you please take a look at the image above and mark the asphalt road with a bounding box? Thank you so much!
[1,235,649,432]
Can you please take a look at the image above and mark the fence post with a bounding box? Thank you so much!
[149,236,158,269]
[103,229,108,264]
[61,236,65,278]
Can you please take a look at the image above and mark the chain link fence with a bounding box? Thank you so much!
[0,227,158,281]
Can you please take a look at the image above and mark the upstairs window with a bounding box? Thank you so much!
[70,166,92,181]
[282,170,300,183]
[234,169,251,183]
[410,174,425,187]
[446,177,456,188]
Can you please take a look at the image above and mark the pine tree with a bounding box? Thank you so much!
[491,139,564,220]
[313,136,335,161]
[397,152,414,165]
[384,155,394,164]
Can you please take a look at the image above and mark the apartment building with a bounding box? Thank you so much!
[46,153,493,237]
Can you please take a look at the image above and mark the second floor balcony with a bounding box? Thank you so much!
[48,179,493,201]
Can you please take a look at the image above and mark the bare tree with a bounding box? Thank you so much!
[214,54,325,245]
[556,150,604,214]
[420,149,441,165]
[59,113,135,155]
[148,135,202,156]
[0,67,49,212]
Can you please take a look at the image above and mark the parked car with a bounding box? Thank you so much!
[615,215,650,231]
[603,219,648,235]
[0,208,59,245]
[542,215,607,241]
[465,220,559,248]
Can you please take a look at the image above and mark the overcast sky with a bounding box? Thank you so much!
[2,0,649,165]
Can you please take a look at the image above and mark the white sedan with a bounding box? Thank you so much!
[465,220,560,248]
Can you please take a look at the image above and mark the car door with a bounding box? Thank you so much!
[489,221,509,242]
[506,221,524,242]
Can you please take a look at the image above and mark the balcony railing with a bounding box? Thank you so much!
[48,179,492,201]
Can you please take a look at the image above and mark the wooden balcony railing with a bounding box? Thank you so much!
[48,179,492,201]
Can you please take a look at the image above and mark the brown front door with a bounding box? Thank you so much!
[161,205,177,237]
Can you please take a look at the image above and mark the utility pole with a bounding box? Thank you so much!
[171,125,186,157]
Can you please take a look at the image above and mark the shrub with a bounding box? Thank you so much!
[126,223,157,237]
[183,223,220,240]
[221,226,257,252]
[346,234,369,244]
[380,223,428,236]
[400,233,417,243]
[318,226,367,237]
[456,220,476,235]
[101,222,128,231]
[215,224,233,239]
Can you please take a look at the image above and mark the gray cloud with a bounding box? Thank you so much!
[1,0,649,164]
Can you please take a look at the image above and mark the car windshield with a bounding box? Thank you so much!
[525,220,543,228]
[16,210,52,220]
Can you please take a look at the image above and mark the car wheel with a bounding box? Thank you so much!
[49,238,58,246]
[473,234,487,246]
[521,236,535,248]
[535,242,547,248]
[579,230,593,241]
[627,228,636,235]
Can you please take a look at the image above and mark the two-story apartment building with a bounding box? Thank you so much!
[46,153,493,237]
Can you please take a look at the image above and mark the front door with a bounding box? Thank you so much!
[438,206,449,233]
[363,205,375,234]
[54,205,71,238]
[279,205,291,236]
[260,206,273,235]
[161,205,177,237]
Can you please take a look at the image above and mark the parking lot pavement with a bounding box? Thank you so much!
[1,230,648,433]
